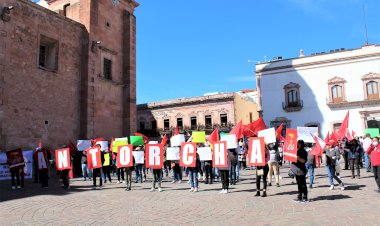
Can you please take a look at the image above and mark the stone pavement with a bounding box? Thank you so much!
[0,166,379,226]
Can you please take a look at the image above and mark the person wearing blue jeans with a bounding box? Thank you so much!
[306,152,316,189]
[325,142,345,190]
[135,164,143,183]
[172,162,182,183]
[189,156,201,192]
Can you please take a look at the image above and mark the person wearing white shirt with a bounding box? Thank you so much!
[362,134,373,172]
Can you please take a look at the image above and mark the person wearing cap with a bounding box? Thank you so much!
[366,137,380,193]
[324,140,345,191]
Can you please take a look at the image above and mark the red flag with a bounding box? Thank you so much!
[230,120,243,139]
[91,138,105,147]
[275,124,285,141]
[324,131,330,144]
[207,128,220,143]
[161,135,168,146]
[134,133,149,143]
[243,118,267,137]
[352,130,356,138]
[68,140,77,155]
[337,111,349,140]
[309,134,326,156]
[346,130,353,141]
[329,132,338,145]
[175,126,179,135]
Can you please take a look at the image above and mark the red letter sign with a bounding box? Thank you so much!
[180,142,196,167]
[284,128,298,163]
[55,148,71,170]
[6,149,25,169]
[145,144,163,169]
[212,141,228,168]
[35,149,48,170]
[87,147,102,169]
[117,145,133,168]
[247,137,266,166]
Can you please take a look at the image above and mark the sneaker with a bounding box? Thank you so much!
[98,186,103,190]
[224,189,228,194]
[66,186,71,190]
[12,186,15,190]
[158,188,162,192]
[150,188,155,192]
[194,188,198,192]
[17,186,21,189]
[261,191,267,197]
[268,183,272,186]
[187,180,191,184]
[293,198,302,203]
[276,183,280,187]
[301,198,309,203]
[178,180,182,184]
[122,181,126,183]
[340,184,345,190]
[189,188,194,192]
[171,181,176,184]
[117,181,121,184]
[329,185,334,190]
[219,189,225,194]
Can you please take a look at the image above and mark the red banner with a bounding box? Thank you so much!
[145,144,163,169]
[180,142,196,167]
[284,128,298,163]
[6,149,25,169]
[117,145,133,168]
[247,137,266,166]
[87,147,102,169]
[212,141,228,168]
[55,148,71,170]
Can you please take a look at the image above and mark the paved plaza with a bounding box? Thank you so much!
[1,166,379,226]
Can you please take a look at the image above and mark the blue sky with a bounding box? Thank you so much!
[135,0,380,104]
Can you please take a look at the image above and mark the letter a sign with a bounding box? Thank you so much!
[55,148,71,170]
[117,145,133,168]
[212,141,228,169]
[180,142,196,167]
[87,146,102,169]
[145,144,163,169]
[247,137,265,166]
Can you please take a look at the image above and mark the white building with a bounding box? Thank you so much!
[256,44,380,138]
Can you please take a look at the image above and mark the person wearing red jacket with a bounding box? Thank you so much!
[366,137,380,193]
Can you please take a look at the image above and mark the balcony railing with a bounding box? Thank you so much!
[282,100,303,112]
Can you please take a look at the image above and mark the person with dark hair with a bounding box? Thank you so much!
[324,141,345,191]
[348,139,361,179]
[92,144,105,190]
[292,140,308,203]
[362,133,373,172]
[366,137,380,193]
[230,149,238,185]
[219,149,232,194]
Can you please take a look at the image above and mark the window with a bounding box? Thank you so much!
[366,81,379,100]
[39,35,59,71]
[283,82,302,111]
[177,118,183,128]
[287,90,298,107]
[205,115,212,128]
[333,123,341,133]
[139,122,145,131]
[103,58,112,80]
[220,114,227,127]
[191,117,197,129]
[164,119,170,130]
[151,120,157,131]
[328,76,346,104]
[331,85,343,103]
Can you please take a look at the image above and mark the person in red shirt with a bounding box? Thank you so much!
[366,137,380,193]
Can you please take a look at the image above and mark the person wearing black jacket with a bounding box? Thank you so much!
[124,156,135,191]
[92,145,105,190]
[292,140,308,203]
[189,153,202,192]
[230,149,238,185]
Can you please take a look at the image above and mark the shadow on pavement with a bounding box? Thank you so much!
[311,194,352,202]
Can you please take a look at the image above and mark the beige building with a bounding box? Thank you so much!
[137,91,259,136]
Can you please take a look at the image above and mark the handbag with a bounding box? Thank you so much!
[290,164,305,176]
[257,169,264,176]
[288,169,295,179]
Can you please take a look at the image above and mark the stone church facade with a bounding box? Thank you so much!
[0,0,138,151]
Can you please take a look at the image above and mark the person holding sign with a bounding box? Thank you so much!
[268,143,280,187]
[6,149,25,189]
[366,137,380,193]
[88,144,105,190]
[292,140,308,203]
[34,147,49,189]
[102,150,112,184]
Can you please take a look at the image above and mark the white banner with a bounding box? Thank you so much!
[132,151,145,164]
[258,128,276,144]
[197,147,212,161]
[297,127,318,143]
[0,150,33,180]
[170,134,185,147]
[77,140,92,151]
[96,141,109,151]
[220,134,237,149]
[166,147,180,160]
